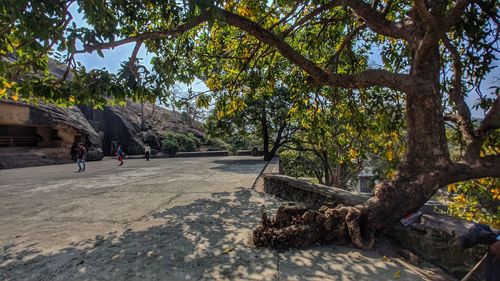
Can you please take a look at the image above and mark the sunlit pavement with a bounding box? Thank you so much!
[0,156,438,280]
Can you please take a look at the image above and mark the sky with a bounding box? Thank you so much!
[69,5,498,118]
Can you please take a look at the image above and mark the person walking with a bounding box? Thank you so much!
[117,144,124,166]
[76,143,86,172]
[144,145,151,161]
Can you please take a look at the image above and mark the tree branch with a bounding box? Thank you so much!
[75,13,208,54]
[215,7,412,91]
[478,97,500,134]
[128,40,143,77]
[441,154,500,186]
[282,1,342,36]
[74,6,412,91]
[471,0,499,26]
[443,0,471,31]
[413,0,438,27]
[270,121,289,153]
[346,0,409,40]
[442,36,475,143]
[463,94,500,160]
[268,1,302,31]
[326,23,366,72]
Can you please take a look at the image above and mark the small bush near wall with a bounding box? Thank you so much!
[160,131,201,155]
[161,138,179,156]
[205,137,231,151]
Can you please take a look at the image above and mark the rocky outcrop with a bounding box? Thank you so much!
[0,100,104,169]
[79,101,204,155]
[1,97,206,170]
[1,58,203,168]
[28,103,103,158]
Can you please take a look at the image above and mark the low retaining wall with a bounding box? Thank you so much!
[235,150,251,156]
[263,174,370,208]
[262,173,486,280]
[121,150,254,158]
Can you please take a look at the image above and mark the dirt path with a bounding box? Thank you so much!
[0,156,446,280]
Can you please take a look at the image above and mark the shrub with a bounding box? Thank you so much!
[161,139,179,156]
[446,178,500,228]
[175,133,199,152]
[205,137,231,151]
[161,131,201,155]
[225,135,253,152]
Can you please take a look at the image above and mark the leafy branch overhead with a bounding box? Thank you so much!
[1,0,499,249]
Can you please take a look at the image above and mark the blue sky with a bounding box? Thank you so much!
[69,5,498,118]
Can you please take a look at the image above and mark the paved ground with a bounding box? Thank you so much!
[0,156,444,280]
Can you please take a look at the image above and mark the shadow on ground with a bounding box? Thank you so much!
[0,189,277,281]
[0,188,423,281]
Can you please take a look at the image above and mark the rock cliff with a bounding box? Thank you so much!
[79,101,204,155]
[0,100,104,169]
[0,57,205,168]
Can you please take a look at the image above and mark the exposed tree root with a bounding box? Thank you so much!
[252,202,374,250]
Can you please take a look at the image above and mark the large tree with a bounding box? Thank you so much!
[1,0,499,248]
[206,84,296,161]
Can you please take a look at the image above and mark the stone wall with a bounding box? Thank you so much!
[263,174,371,208]
[261,173,486,280]
[387,215,489,279]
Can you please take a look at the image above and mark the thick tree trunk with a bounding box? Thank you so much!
[265,145,279,161]
[253,42,454,250]
[321,151,333,186]
[364,45,452,233]
[402,46,450,173]
[263,150,273,161]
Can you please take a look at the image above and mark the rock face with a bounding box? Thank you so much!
[0,100,104,169]
[28,103,103,158]
[79,101,204,155]
[0,58,203,168]
[0,98,205,168]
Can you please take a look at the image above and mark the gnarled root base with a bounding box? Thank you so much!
[252,202,374,250]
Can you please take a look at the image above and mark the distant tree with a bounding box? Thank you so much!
[206,84,296,161]
[285,87,405,188]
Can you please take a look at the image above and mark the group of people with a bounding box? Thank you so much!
[75,143,151,172]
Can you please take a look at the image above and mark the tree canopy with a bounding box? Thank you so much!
[1,0,499,249]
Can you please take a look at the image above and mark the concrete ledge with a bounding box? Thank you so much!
[235,150,251,156]
[263,174,370,208]
[175,151,229,157]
